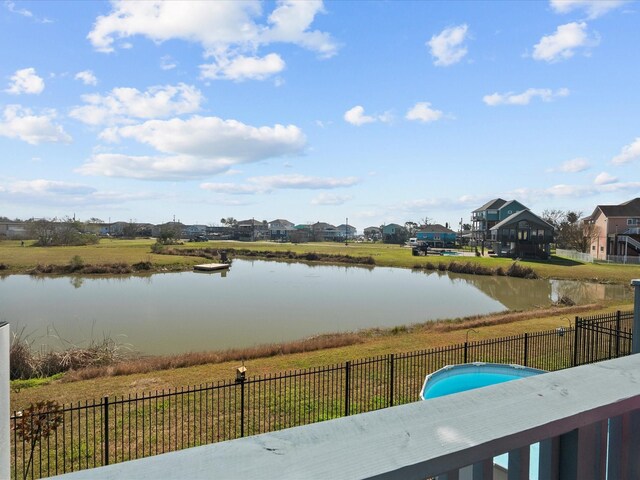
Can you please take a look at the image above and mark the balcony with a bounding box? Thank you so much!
[51,354,640,480]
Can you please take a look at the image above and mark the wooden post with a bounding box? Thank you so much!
[632,280,640,354]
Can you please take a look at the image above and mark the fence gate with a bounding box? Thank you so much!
[574,311,633,366]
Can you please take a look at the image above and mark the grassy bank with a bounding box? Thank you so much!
[2,238,640,283]
[11,301,631,410]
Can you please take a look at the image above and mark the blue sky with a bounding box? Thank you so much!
[1,0,639,231]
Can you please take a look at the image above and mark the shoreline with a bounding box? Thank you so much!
[12,301,630,410]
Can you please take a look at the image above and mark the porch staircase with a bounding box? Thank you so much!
[617,235,640,255]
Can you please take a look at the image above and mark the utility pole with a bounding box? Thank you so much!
[345,217,349,245]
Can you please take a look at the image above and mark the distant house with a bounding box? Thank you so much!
[471,199,527,245]
[583,198,640,260]
[290,224,311,243]
[237,219,269,241]
[363,226,381,241]
[0,221,27,239]
[311,222,339,241]
[489,210,554,259]
[206,225,233,239]
[416,224,457,248]
[382,223,406,244]
[151,222,184,239]
[269,219,296,241]
[335,224,357,240]
[182,224,207,239]
[97,222,153,237]
[106,221,130,237]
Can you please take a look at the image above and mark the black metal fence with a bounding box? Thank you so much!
[10,310,634,479]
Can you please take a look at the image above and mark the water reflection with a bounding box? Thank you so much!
[0,260,631,355]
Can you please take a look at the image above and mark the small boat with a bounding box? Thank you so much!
[193,263,230,272]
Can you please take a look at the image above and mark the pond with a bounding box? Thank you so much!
[0,259,631,355]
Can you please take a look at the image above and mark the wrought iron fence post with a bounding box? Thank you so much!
[523,333,529,367]
[573,316,580,366]
[464,342,468,364]
[240,379,246,438]
[345,361,351,417]
[389,354,394,408]
[103,396,109,466]
[616,310,621,358]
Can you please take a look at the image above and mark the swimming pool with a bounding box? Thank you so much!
[420,363,546,478]
[420,362,546,400]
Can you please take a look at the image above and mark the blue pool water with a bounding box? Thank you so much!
[422,372,523,399]
[420,363,546,478]
[420,363,546,401]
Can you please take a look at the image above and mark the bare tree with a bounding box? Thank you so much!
[404,221,418,236]
[27,218,57,246]
[543,209,593,252]
[419,216,433,228]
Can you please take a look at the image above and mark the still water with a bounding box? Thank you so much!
[0,259,631,355]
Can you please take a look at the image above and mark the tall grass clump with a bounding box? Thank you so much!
[10,329,127,380]
[506,262,539,279]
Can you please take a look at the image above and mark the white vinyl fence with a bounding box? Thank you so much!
[555,249,594,263]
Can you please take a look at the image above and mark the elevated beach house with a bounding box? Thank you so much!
[489,209,554,259]
[471,198,527,246]
[269,219,296,241]
[416,224,457,247]
[583,197,640,261]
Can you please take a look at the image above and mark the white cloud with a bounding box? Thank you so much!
[88,1,337,81]
[311,193,352,205]
[549,157,591,173]
[5,1,32,18]
[0,178,156,207]
[5,67,45,95]
[201,183,263,194]
[483,88,569,106]
[427,24,469,67]
[532,22,597,62]
[201,174,359,194]
[550,0,628,19]
[344,106,375,126]
[7,179,95,196]
[160,55,177,70]
[405,102,443,123]
[611,137,640,165]
[256,174,359,189]
[75,70,98,86]
[78,116,306,180]
[0,105,71,145]
[260,0,337,58]
[4,1,52,23]
[69,83,203,126]
[594,172,617,185]
[200,53,285,81]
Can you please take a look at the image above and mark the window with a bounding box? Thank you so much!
[600,246,604,252]
[592,245,596,250]
[628,218,640,225]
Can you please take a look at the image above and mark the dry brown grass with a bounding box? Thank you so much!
[10,330,126,380]
[63,333,363,382]
[57,304,597,383]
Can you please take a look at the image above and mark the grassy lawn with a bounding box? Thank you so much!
[2,238,639,283]
[0,238,201,272]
